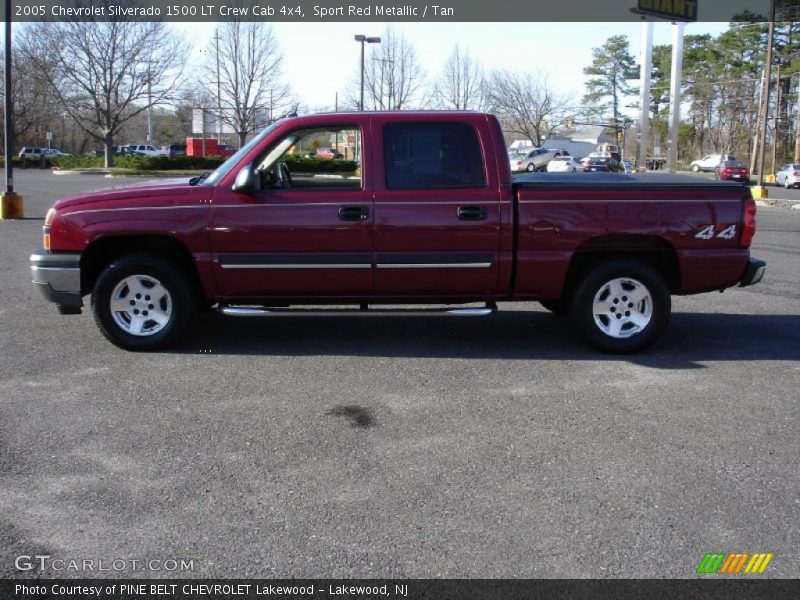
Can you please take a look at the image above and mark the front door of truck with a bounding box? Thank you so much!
[372,117,502,297]
[210,123,373,299]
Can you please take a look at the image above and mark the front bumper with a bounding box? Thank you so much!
[30,250,83,314]
[739,257,766,287]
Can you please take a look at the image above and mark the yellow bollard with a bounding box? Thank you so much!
[0,191,24,219]
[750,186,768,200]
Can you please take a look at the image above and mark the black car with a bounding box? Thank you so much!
[583,157,623,173]
[165,144,187,157]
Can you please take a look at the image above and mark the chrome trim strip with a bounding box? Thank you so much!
[220,307,494,318]
[220,264,372,270]
[517,198,742,204]
[65,205,205,217]
[376,262,492,269]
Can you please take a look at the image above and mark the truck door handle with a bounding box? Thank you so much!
[339,205,369,221]
[457,205,487,221]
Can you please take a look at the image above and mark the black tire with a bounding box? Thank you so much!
[570,259,671,353]
[91,253,195,351]
[692,164,700,172]
[526,163,536,172]
[539,299,568,315]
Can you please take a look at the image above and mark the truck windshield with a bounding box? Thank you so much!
[201,123,279,186]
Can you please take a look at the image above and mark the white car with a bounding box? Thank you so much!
[546,156,582,173]
[44,148,72,157]
[691,154,735,172]
[510,147,563,173]
[125,144,168,157]
[775,163,800,189]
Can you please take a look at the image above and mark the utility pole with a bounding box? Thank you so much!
[637,21,654,170]
[755,2,776,189]
[215,28,221,143]
[146,63,152,145]
[771,60,782,174]
[1,0,23,219]
[795,73,800,162]
[355,35,380,111]
[666,21,685,174]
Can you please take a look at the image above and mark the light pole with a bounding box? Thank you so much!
[354,34,380,111]
[1,0,23,219]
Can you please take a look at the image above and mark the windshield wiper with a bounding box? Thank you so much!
[189,172,209,186]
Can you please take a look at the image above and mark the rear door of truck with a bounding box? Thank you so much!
[371,113,506,297]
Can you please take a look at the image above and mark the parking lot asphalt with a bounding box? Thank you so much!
[1,171,798,579]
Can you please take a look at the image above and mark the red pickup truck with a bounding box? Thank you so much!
[30,111,765,353]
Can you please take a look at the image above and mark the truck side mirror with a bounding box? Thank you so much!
[232,165,260,193]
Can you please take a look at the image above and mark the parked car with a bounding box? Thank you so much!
[546,156,582,173]
[164,144,187,157]
[18,147,46,159]
[584,157,623,172]
[313,147,344,159]
[30,111,765,354]
[775,163,800,189]
[511,147,562,172]
[114,146,138,156]
[218,144,236,157]
[44,148,72,157]
[715,160,750,182]
[125,144,169,157]
[691,154,735,172]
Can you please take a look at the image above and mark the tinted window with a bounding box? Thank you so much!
[383,122,486,190]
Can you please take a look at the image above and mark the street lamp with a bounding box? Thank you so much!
[354,34,381,111]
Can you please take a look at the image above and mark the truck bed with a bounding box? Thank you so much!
[512,172,747,188]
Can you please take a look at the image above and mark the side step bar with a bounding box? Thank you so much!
[219,305,496,318]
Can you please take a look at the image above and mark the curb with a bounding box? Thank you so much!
[52,169,110,176]
[758,198,800,210]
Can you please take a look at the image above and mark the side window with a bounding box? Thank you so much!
[254,125,362,191]
[383,122,486,190]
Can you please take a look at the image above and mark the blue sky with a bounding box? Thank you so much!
[176,21,732,111]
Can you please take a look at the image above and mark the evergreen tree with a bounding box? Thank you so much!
[582,35,636,124]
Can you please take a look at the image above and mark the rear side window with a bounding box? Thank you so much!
[383,122,486,190]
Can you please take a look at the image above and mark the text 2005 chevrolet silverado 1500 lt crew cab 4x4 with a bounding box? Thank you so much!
[30,112,765,353]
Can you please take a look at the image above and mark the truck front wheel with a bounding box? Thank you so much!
[91,253,195,351]
[571,260,670,353]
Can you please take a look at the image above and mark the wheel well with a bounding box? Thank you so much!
[80,236,204,300]
[563,236,681,298]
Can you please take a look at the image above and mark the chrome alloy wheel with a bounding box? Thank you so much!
[592,277,653,339]
[109,274,173,336]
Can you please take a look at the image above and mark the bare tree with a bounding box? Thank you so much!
[433,45,486,110]
[355,28,425,110]
[209,22,294,147]
[484,70,568,146]
[0,44,59,148]
[19,20,188,167]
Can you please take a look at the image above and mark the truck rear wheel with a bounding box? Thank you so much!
[91,253,194,351]
[571,259,670,353]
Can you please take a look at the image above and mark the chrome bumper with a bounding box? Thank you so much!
[30,250,83,313]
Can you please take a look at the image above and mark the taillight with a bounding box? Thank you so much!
[740,197,756,248]
[793,171,800,177]
[43,208,55,251]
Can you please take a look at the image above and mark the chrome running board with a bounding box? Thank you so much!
[219,306,495,318]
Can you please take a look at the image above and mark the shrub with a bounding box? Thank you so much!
[284,156,358,174]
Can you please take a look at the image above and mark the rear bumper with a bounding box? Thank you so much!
[30,250,83,313]
[739,257,766,287]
